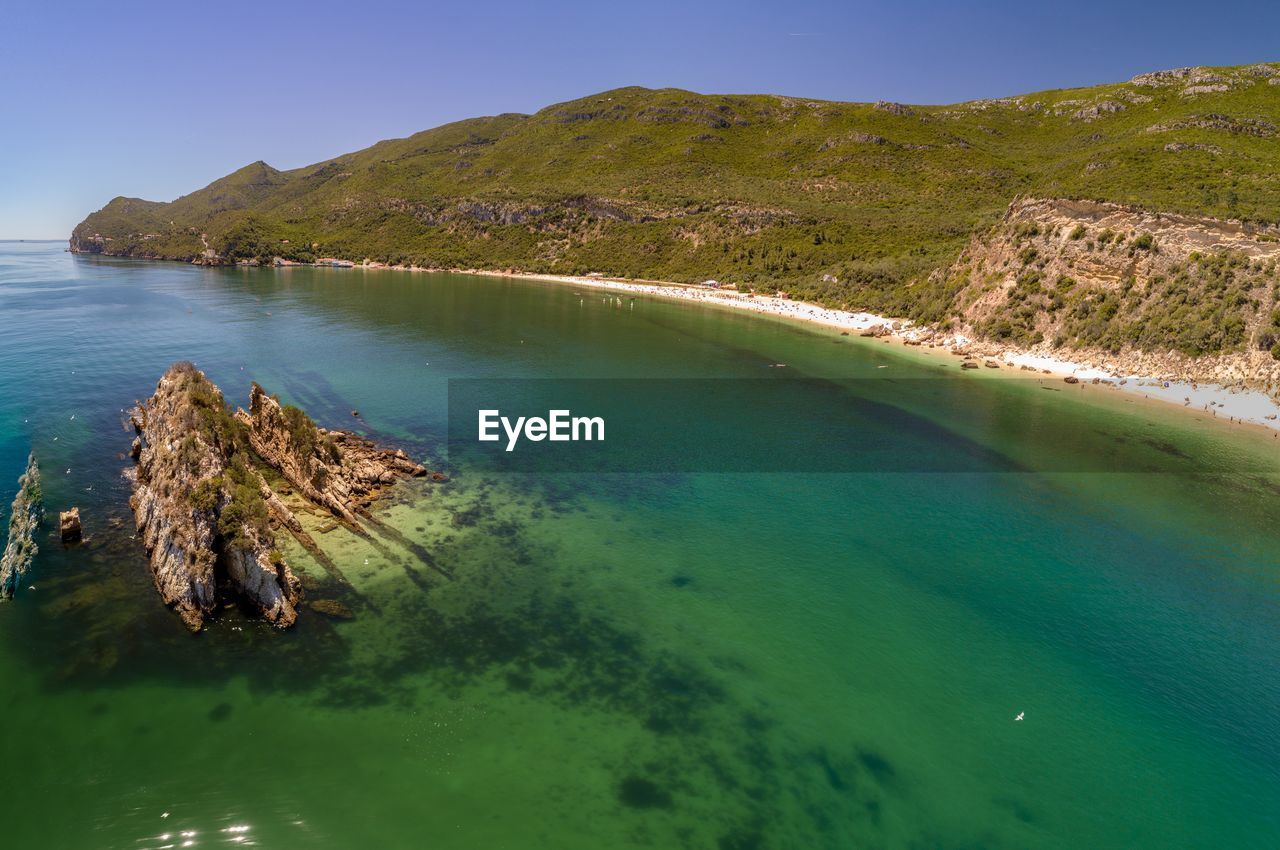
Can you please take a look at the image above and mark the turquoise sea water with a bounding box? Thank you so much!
[0,240,1277,848]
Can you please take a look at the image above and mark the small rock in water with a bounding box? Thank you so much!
[60,507,82,543]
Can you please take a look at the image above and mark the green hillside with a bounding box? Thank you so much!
[71,64,1280,318]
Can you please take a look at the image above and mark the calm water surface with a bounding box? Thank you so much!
[0,241,1277,848]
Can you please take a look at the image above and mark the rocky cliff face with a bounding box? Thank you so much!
[944,198,1280,393]
[0,454,43,599]
[130,364,300,631]
[236,383,425,525]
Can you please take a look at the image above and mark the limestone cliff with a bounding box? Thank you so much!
[236,383,425,525]
[0,454,43,599]
[130,363,300,631]
[942,198,1280,393]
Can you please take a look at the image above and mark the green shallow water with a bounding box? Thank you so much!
[0,241,1277,848]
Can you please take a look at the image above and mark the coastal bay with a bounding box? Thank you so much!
[0,241,1278,849]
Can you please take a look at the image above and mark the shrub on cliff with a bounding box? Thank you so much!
[282,404,341,463]
[178,363,249,454]
[218,454,270,548]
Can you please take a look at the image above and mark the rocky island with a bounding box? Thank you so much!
[129,363,426,631]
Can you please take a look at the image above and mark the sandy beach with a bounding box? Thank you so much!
[457,269,1280,434]
[289,259,1280,435]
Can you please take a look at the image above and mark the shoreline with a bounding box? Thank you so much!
[463,269,1280,435]
[76,250,1280,435]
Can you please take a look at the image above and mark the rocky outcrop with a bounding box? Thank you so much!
[1129,65,1271,91]
[940,198,1280,395]
[59,508,82,542]
[236,383,425,525]
[874,101,913,116]
[0,454,43,599]
[127,364,430,630]
[130,364,300,631]
[1163,142,1222,155]
[1071,101,1125,122]
[1130,66,1206,86]
[1147,114,1276,138]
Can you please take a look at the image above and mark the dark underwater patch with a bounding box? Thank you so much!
[21,476,895,848]
[618,775,673,809]
[813,750,849,791]
[1141,437,1192,461]
[718,824,765,850]
[995,795,1037,825]
[857,749,895,784]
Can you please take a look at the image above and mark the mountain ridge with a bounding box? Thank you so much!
[72,65,1280,347]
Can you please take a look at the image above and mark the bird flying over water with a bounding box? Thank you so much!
[1015,712,1025,721]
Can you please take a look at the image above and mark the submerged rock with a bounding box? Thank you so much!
[308,598,355,620]
[0,454,43,599]
[130,363,300,631]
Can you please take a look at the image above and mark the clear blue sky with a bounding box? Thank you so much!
[4,0,1278,238]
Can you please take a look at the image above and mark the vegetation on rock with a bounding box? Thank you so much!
[131,364,299,629]
[0,454,43,599]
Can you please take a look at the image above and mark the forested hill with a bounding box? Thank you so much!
[72,64,1280,319]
